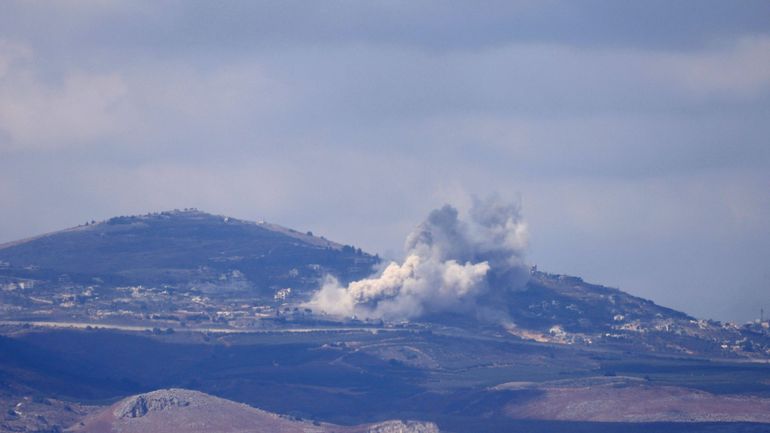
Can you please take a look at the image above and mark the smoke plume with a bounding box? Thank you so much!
[306,196,529,321]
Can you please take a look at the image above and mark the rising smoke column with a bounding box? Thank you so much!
[306,196,529,321]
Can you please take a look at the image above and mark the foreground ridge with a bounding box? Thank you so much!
[70,388,439,433]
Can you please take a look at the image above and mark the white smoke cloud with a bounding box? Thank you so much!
[306,196,529,321]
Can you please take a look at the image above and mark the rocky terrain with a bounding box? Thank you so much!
[69,389,438,433]
[1,386,96,433]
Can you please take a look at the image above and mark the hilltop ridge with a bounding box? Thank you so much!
[0,209,377,296]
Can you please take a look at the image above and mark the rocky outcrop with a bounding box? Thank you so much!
[366,420,440,433]
[72,389,439,433]
[114,389,192,419]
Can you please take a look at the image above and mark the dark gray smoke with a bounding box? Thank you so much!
[306,196,529,321]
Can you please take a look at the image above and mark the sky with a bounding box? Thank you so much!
[1,1,769,323]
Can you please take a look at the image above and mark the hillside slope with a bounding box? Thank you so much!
[0,209,377,298]
[68,388,438,433]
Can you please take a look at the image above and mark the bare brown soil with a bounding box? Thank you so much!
[501,376,770,423]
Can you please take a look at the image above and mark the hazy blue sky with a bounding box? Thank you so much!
[1,1,769,322]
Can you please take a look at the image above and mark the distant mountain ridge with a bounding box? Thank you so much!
[0,210,768,361]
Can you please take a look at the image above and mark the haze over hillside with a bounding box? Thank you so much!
[0,207,768,361]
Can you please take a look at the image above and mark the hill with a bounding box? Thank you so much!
[500,271,770,359]
[69,388,438,433]
[0,209,377,293]
[0,209,378,324]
